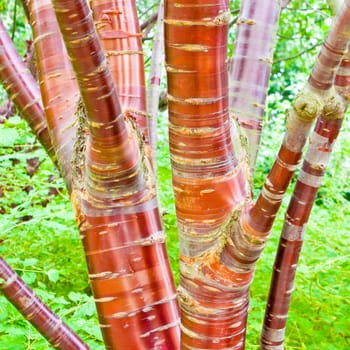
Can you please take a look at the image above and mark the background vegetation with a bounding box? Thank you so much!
[0,0,349,348]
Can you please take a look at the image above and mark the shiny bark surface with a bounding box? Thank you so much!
[0,257,89,349]
[261,112,345,350]
[90,0,148,141]
[52,1,180,348]
[1,0,350,349]
[246,0,350,240]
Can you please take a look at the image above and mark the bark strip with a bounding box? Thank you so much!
[0,256,89,349]
[90,0,148,143]
[261,102,346,350]
[244,0,350,241]
[219,1,350,345]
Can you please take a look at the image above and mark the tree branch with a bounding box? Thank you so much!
[0,256,89,349]
[273,41,322,63]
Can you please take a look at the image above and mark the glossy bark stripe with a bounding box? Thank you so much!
[165,1,252,348]
[90,0,148,141]
[308,0,350,90]
[0,257,88,349]
[246,0,350,240]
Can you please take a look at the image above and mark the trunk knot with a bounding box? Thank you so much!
[293,91,321,121]
[322,94,345,119]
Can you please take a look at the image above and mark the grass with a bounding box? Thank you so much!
[0,109,350,349]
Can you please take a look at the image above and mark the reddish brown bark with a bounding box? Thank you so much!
[261,45,350,350]
[245,0,350,239]
[165,0,250,348]
[261,111,345,349]
[90,0,148,143]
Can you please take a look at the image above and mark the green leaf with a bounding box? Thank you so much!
[77,299,96,317]
[68,291,84,303]
[46,269,60,283]
[0,127,19,147]
[23,258,38,267]
[22,271,36,285]
[0,303,8,321]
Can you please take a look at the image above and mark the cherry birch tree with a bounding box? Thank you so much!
[0,0,349,349]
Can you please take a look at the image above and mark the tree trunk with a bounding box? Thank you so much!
[51,0,180,348]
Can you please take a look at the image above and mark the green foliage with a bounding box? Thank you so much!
[0,0,29,55]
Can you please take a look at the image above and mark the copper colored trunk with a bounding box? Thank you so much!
[245,0,350,239]
[165,0,250,348]
[229,0,281,173]
[261,113,345,349]
[261,47,350,348]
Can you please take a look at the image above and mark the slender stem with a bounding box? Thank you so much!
[147,0,165,169]
[229,0,282,174]
[0,256,89,349]
[29,0,79,190]
[261,98,347,349]
[219,1,350,345]
[141,11,158,31]
[0,19,55,161]
[20,0,30,19]
[261,44,350,349]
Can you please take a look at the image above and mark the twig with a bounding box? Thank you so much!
[273,42,322,63]
[141,11,158,31]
